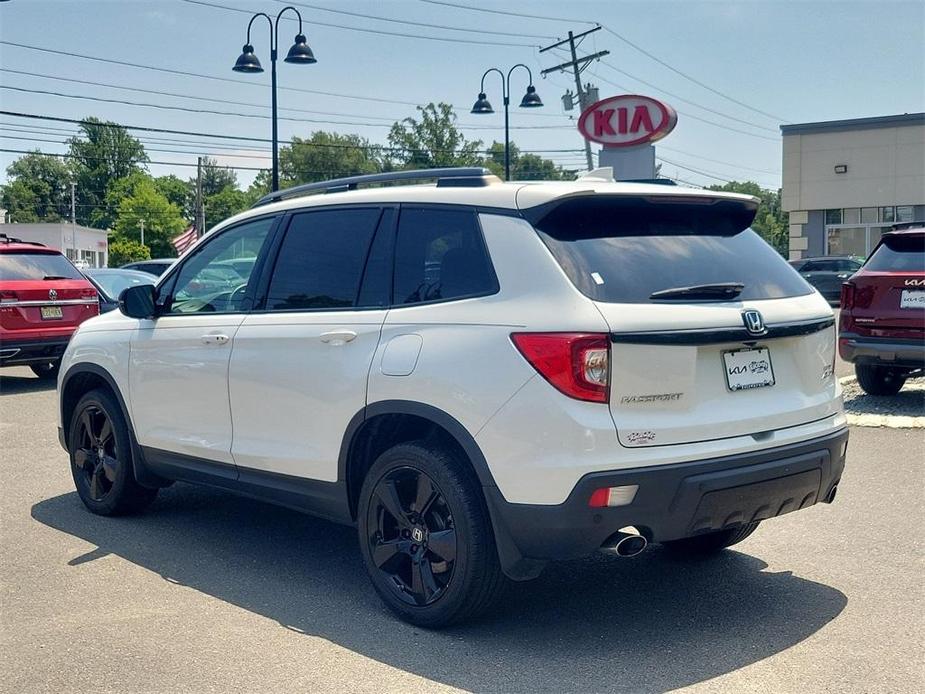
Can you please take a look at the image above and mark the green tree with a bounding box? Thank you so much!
[1,151,72,222]
[276,131,383,187]
[154,175,193,217]
[483,141,567,181]
[67,117,148,228]
[108,236,151,266]
[204,186,252,230]
[707,181,788,255]
[112,178,186,258]
[196,156,239,197]
[387,103,484,169]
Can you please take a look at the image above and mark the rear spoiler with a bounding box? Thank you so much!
[521,193,760,234]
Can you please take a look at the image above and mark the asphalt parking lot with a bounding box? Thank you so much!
[1,366,922,694]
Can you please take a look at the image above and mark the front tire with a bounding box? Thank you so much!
[357,442,504,628]
[855,364,905,396]
[68,388,158,515]
[30,360,60,380]
[662,522,760,556]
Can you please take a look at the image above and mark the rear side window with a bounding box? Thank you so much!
[533,197,812,303]
[864,234,925,272]
[393,207,497,305]
[265,208,382,311]
[0,251,83,281]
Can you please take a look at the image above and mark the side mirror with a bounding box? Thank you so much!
[119,284,157,319]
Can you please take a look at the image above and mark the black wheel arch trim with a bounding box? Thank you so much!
[59,362,170,489]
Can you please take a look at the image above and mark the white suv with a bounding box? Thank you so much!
[57,168,847,626]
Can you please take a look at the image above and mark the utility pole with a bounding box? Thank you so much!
[540,27,609,172]
[196,156,205,237]
[69,181,77,260]
[139,219,145,248]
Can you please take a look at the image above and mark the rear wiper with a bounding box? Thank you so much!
[649,282,745,300]
[43,275,71,280]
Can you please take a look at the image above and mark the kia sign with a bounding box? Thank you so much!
[577,95,677,148]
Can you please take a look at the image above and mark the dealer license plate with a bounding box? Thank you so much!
[723,347,775,392]
[900,290,925,309]
[40,306,63,320]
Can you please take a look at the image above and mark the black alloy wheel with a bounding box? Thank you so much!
[72,404,119,502]
[366,466,458,607]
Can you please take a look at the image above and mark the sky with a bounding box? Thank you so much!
[0,0,923,192]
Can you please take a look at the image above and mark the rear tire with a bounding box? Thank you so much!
[662,522,760,556]
[30,360,60,380]
[68,388,158,516]
[855,364,905,396]
[357,441,504,628]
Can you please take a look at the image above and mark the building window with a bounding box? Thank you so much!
[896,206,915,223]
[860,207,878,224]
[824,209,842,225]
[843,208,860,225]
[880,207,895,223]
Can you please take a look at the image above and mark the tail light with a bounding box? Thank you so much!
[0,290,18,304]
[79,287,98,299]
[510,332,610,403]
[840,282,855,311]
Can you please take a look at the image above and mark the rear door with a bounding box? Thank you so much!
[848,232,925,331]
[0,250,98,341]
[228,206,392,482]
[532,196,839,448]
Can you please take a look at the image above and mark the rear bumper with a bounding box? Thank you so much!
[838,333,925,368]
[0,337,71,366]
[486,427,848,572]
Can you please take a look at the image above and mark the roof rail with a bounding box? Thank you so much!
[0,232,46,247]
[252,167,498,207]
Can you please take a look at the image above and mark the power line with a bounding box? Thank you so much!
[417,0,597,25]
[657,145,781,175]
[272,0,557,40]
[182,0,538,48]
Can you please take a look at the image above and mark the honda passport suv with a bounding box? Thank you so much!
[57,168,848,626]
[839,224,924,394]
[1,234,99,379]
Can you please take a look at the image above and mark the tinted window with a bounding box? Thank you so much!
[534,197,812,303]
[800,261,826,272]
[393,208,496,305]
[266,208,381,311]
[0,251,83,280]
[169,217,274,314]
[833,259,862,272]
[864,235,925,272]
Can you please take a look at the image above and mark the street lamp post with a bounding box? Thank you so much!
[233,6,317,192]
[470,65,543,181]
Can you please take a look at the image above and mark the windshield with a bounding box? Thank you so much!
[533,198,812,304]
[86,270,154,300]
[864,235,924,272]
[0,251,84,281]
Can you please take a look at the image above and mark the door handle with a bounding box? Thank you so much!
[320,330,357,346]
[201,334,230,345]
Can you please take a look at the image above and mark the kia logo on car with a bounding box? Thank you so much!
[742,310,766,335]
[48,289,58,301]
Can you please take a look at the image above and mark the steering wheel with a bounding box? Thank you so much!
[228,283,248,308]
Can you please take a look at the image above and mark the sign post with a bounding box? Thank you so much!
[576,94,677,181]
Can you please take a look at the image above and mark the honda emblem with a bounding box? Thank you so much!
[742,310,766,336]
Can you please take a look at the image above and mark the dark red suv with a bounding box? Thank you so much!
[839,226,925,395]
[0,234,99,379]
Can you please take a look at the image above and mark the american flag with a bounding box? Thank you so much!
[172,226,198,255]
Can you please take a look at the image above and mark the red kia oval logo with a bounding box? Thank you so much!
[577,95,678,147]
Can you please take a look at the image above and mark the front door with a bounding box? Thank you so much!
[229,207,392,482]
[129,216,276,465]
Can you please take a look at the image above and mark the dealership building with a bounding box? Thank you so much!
[781,112,924,260]
[0,222,109,267]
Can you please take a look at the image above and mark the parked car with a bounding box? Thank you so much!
[58,168,847,627]
[839,225,924,395]
[0,234,98,379]
[789,256,864,304]
[120,259,175,277]
[84,268,155,314]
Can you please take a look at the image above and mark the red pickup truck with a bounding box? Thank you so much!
[839,225,925,395]
[0,235,99,379]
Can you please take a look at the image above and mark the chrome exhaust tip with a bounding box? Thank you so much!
[601,528,648,558]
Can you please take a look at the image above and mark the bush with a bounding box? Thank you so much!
[108,236,150,267]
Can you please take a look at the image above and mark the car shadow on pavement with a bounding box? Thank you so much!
[32,484,847,694]
[0,373,56,396]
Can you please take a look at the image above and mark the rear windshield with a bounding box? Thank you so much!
[533,197,812,303]
[0,251,84,281]
[864,234,924,272]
